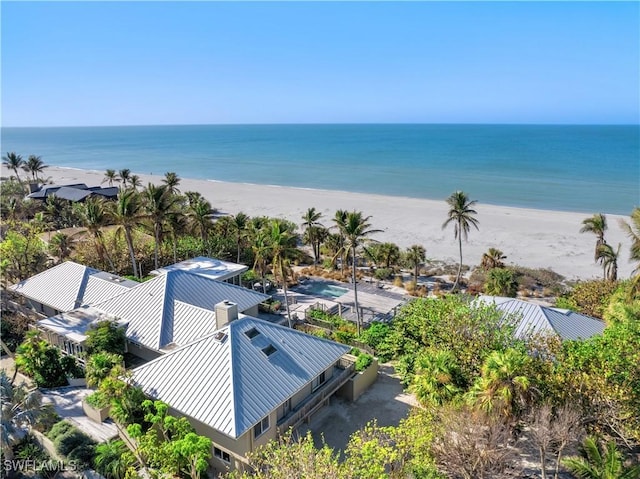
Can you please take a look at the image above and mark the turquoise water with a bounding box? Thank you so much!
[297,281,348,298]
[1,124,638,214]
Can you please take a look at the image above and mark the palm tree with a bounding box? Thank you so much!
[596,243,620,282]
[411,349,464,407]
[302,207,324,264]
[118,169,131,189]
[1,370,45,459]
[48,232,74,263]
[2,152,25,187]
[232,212,249,264]
[111,189,144,278]
[166,209,189,264]
[22,155,47,183]
[562,436,640,479]
[405,244,426,281]
[332,209,348,275]
[267,219,301,328]
[620,208,640,297]
[252,228,272,294]
[79,197,115,271]
[481,247,507,270]
[335,211,382,334]
[94,440,137,479]
[580,213,608,263]
[102,169,118,187]
[484,268,518,297]
[143,183,179,270]
[188,197,217,252]
[162,171,181,195]
[467,348,530,420]
[442,191,479,292]
[129,175,142,191]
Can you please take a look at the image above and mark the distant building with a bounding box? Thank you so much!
[26,183,118,202]
[475,295,605,340]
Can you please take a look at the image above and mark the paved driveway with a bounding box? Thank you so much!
[299,363,419,455]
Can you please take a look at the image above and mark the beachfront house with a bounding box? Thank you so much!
[10,258,269,362]
[26,183,119,202]
[476,295,605,340]
[8,261,138,317]
[131,304,354,473]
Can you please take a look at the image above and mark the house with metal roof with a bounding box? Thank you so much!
[32,268,270,362]
[26,183,118,202]
[9,261,137,317]
[476,295,605,340]
[131,302,354,473]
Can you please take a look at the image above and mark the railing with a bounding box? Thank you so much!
[277,358,356,434]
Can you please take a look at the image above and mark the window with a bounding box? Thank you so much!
[244,327,260,339]
[214,447,230,463]
[311,371,326,392]
[262,344,277,356]
[253,415,270,438]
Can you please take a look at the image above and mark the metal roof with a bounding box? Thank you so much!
[476,296,605,340]
[91,270,269,351]
[26,184,89,199]
[9,261,134,312]
[150,256,248,282]
[132,316,350,438]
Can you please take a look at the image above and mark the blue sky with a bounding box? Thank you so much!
[2,1,638,126]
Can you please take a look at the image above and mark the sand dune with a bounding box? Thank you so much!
[40,166,636,281]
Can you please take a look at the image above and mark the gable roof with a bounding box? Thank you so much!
[9,261,136,312]
[150,256,248,282]
[91,270,269,351]
[476,295,605,340]
[132,316,350,438]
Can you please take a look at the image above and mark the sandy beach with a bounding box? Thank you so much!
[38,166,635,282]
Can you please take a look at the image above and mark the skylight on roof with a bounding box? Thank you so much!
[262,344,277,357]
[244,327,260,339]
[213,331,228,343]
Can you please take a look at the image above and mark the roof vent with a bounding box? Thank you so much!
[213,331,228,343]
[244,327,260,339]
[262,344,277,357]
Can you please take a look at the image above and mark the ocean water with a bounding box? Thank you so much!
[1,124,638,214]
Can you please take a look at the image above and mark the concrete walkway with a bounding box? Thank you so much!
[42,387,118,443]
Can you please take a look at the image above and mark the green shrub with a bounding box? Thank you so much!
[60,355,84,378]
[358,322,390,350]
[334,330,355,344]
[355,354,373,372]
[54,429,95,457]
[85,321,126,356]
[558,279,618,319]
[48,420,74,441]
[374,268,392,280]
[85,391,109,409]
[67,444,96,468]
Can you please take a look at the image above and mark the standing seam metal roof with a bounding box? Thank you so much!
[132,316,350,438]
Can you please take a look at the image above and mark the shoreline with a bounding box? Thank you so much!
[34,166,637,281]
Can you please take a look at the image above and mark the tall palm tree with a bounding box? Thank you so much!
[79,197,115,271]
[405,244,426,280]
[188,197,217,252]
[1,371,45,459]
[252,228,272,294]
[596,243,620,282]
[562,436,640,479]
[111,189,144,278]
[442,191,479,292]
[481,247,507,270]
[581,214,608,262]
[267,219,301,328]
[118,169,131,189]
[22,155,47,183]
[620,208,640,297]
[232,212,249,264]
[332,209,348,275]
[129,175,142,191]
[102,169,118,187]
[162,171,181,195]
[2,152,25,187]
[166,208,189,264]
[143,183,179,270]
[302,207,324,264]
[335,211,382,334]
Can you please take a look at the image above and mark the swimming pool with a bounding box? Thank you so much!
[300,282,349,299]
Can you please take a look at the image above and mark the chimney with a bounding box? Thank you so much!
[215,300,238,329]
